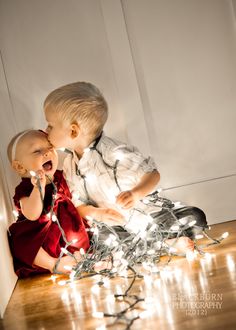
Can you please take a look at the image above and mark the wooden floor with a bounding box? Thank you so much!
[1,220,236,330]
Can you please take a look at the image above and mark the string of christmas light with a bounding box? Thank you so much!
[15,143,229,330]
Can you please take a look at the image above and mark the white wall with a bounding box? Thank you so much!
[119,0,236,223]
[0,0,236,315]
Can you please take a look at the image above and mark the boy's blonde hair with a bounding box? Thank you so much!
[44,82,108,139]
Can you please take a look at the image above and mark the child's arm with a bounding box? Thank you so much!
[116,170,160,209]
[33,247,79,273]
[20,170,46,220]
[77,204,125,225]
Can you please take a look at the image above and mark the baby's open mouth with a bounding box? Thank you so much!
[42,160,53,171]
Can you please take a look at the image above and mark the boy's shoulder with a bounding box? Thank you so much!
[99,134,137,153]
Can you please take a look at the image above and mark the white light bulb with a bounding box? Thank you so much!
[52,214,57,222]
[58,280,66,286]
[72,238,78,244]
[115,151,124,161]
[85,173,96,182]
[72,192,80,200]
[12,210,19,217]
[86,215,93,222]
[61,247,69,255]
[221,232,229,239]
[170,224,179,231]
[204,252,212,260]
[195,234,203,240]
[64,265,72,271]
[50,275,57,282]
[188,220,196,227]
[29,170,36,177]
[92,312,104,318]
[83,147,90,154]
[186,250,196,261]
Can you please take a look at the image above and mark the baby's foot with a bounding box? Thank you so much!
[166,236,194,254]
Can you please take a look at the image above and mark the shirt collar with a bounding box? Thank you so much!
[72,131,104,164]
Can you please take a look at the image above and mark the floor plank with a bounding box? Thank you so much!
[1,220,236,330]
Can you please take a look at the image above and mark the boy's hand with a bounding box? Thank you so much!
[31,169,47,189]
[96,208,125,226]
[116,190,138,209]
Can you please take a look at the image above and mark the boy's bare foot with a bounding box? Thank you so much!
[165,236,194,254]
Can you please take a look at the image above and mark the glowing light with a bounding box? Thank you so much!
[140,310,152,319]
[12,210,19,217]
[72,192,80,200]
[50,275,57,282]
[83,147,90,154]
[174,201,182,207]
[150,224,157,231]
[52,214,57,222]
[142,198,149,204]
[85,173,96,183]
[72,238,78,244]
[195,234,203,239]
[186,250,196,261]
[170,224,179,231]
[61,247,69,255]
[92,312,104,318]
[29,170,36,177]
[221,232,229,239]
[70,270,76,280]
[91,284,100,294]
[204,252,212,261]
[64,265,72,271]
[226,255,235,272]
[58,280,66,286]
[115,151,124,161]
[178,217,188,225]
[86,215,93,222]
[80,248,85,255]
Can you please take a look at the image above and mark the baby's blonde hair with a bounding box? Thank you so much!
[44,82,108,139]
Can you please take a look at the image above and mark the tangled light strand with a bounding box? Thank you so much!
[25,169,229,330]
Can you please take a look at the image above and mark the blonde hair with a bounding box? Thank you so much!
[44,82,108,139]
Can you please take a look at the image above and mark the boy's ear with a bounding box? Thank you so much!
[70,123,80,139]
[12,160,27,175]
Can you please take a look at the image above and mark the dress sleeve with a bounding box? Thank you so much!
[13,179,33,210]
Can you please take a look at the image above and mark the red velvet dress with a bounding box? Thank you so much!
[8,170,90,278]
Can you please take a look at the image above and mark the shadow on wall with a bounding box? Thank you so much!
[0,157,17,318]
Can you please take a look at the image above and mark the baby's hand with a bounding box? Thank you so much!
[55,253,80,273]
[96,208,125,226]
[31,170,47,189]
[116,190,138,209]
